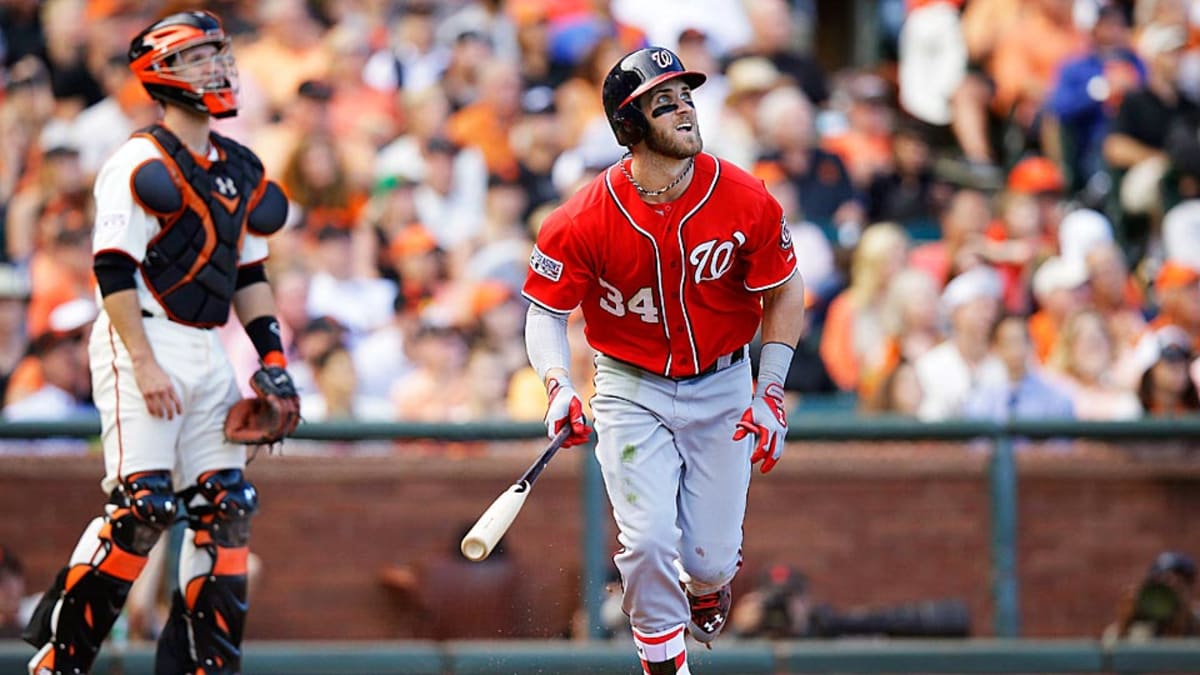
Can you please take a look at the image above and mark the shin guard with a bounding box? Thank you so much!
[25,472,175,675]
[156,469,257,675]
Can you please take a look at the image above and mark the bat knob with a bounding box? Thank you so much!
[461,537,489,562]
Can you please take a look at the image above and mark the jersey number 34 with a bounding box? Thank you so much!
[599,279,659,323]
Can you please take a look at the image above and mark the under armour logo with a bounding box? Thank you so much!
[651,50,674,69]
[214,176,238,197]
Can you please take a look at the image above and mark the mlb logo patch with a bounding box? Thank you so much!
[530,245,563,282]
[779,217,793,250]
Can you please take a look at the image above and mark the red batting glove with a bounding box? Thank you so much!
[545,378,592,447]
[732,382,788,473]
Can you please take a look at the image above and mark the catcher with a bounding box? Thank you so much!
[24,12,298,675]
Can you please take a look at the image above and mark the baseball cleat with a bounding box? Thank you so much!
[686,584,731,645]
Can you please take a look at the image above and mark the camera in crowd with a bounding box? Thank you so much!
[733,564,971,639]
[1127,551,1199,637]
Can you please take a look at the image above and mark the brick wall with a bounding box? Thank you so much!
[2,440,1197,640]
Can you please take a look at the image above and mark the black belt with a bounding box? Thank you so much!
[140,309,213,330]
[674,346,747,381]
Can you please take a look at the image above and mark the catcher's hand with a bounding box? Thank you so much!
[224,366,301,445]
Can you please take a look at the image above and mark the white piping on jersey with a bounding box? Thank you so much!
[520,290,576,315]
[745,265,798,292]
[604,165,673,376]
[673,154,720,375]
[603,154,720,377]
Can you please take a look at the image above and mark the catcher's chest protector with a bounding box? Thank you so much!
[134,125,264,328]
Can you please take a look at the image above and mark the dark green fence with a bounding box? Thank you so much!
[4,416,1200,644]
[3,638,1200,674]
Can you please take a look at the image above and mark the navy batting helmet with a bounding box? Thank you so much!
[602,47,706,147]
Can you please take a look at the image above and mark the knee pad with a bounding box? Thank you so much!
[191,468,258,547]
[108,470,178,555]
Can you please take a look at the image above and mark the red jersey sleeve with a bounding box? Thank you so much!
[742,193,798,291]
[522,207,591,313]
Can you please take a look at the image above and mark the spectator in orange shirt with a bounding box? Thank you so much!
[820,223,910,392]
[982,156,1066,313]
[280,133,367,241]
[1029,255,1091,363]
[988,0,1087,135]
[822,73,895,189]
[910,187,992,287]
[1149,261,1200,353]
[235,0,330,115]
[26,225,93,340]
[445,59,524,180]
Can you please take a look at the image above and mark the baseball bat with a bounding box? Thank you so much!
[460,427,572,562]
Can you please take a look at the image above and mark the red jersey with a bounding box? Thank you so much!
[523,152,797,378]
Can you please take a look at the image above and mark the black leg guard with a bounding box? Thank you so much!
[24,565,133,674]
[158,572,248,675]
[26,472,176,675]
[156,469,257,675]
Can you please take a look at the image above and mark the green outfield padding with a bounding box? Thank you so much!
[4,639,1200,674]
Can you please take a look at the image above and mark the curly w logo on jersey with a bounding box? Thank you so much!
[530,245,563,282]
[689,232,746,284]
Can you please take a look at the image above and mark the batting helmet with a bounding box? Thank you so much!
[128,11,238,119]
[602,47,706,147]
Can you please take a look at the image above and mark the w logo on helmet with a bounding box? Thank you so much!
[651,50,674,68]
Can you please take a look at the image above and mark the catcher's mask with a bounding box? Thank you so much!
[602,47,706,147]
[128,11,239,118]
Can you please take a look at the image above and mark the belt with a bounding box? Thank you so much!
[674,345,747,381]
[140,308,213,330]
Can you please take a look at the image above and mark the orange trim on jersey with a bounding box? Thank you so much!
[84,603,94,629]
[97,545,148,582]
[108,322,125,478]
[213,546,248,576]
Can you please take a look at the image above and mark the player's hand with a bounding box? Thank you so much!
[544,377,591,447]
[733,382,788,473]
[131,357,183,420]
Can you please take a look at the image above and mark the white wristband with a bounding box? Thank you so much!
[757,341,795,392]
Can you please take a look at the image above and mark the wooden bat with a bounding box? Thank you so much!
[460,427,572,562]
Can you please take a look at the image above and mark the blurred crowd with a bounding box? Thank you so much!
[0,0,1199,447]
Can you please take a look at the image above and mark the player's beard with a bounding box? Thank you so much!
[644,119,703,160]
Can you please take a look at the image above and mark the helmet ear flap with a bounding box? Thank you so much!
[613,106,648,147]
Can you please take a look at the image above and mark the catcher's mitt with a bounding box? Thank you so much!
[224,366,301,445]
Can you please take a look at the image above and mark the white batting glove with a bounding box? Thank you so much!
[733,381,788,474]
[545,378,591,447]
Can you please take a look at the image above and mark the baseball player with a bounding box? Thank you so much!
[522,47,806,674]
[24,12,298,675]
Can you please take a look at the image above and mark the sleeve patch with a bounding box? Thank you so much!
[779,216,793,250]
[530,245,563,282]
[93,212,130,251]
